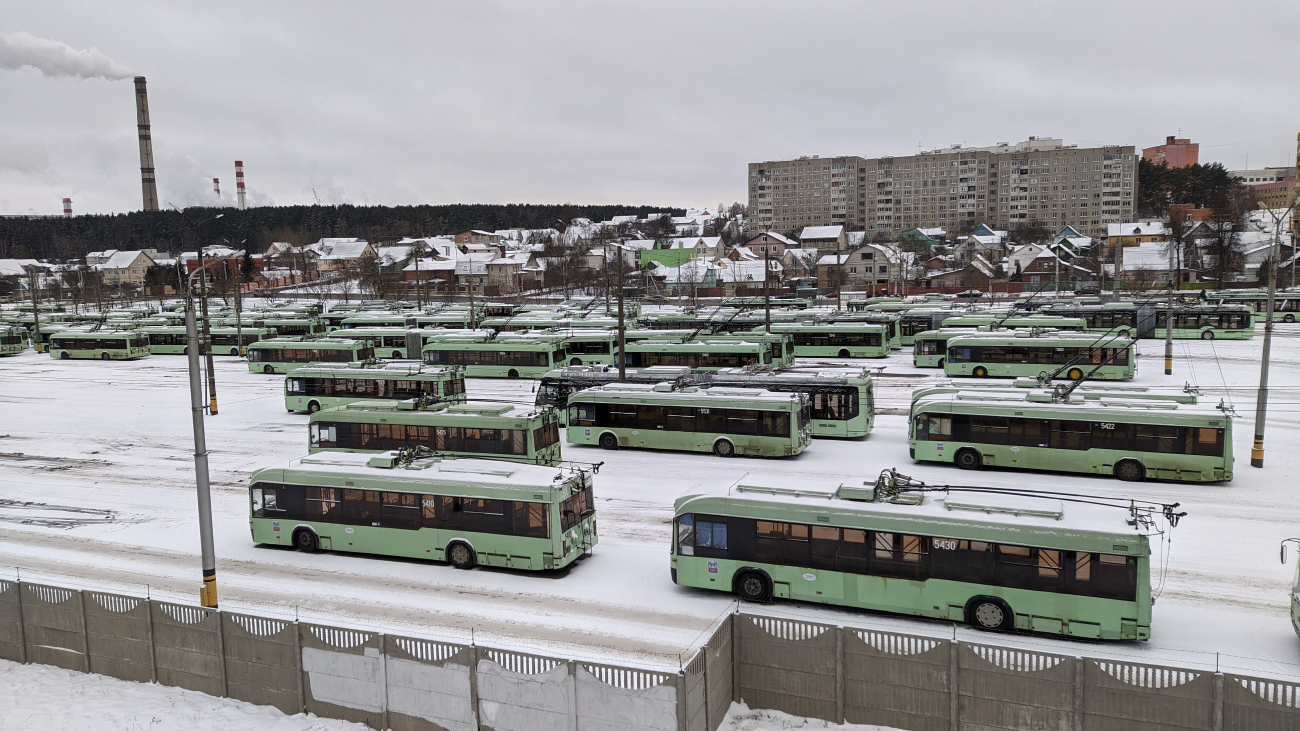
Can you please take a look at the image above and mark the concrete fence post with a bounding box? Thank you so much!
[1073,656,1084,731]
[835,627,844,723]
[145,596,157,683]
[1213,672,1224,731]
[292,621,305,713]
[75,589,90,673]
[14,579,27,664]
[378,632,390,731]
[566,658,579,731]
[215,609,228,698]
[467,644,481,729]
[949,639,959,731]
[731,613,741,706]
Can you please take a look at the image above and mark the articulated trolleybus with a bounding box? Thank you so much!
[566,383,811,458]
[285,363,466,414]
[671,470,1181,640]
[249,451,596,572]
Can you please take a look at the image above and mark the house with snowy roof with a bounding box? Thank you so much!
[954,224,1009,264]
[799,225,846,253]
[309,238,375,273]
[89,250,157,286]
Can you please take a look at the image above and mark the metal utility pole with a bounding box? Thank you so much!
[1164,235,1175,376]
[27,267,41,352]
[764,248,772,334]
[611,242,627,382]
[184,289,219,608]
[1251,200,1298,468]
[197,246,219,414]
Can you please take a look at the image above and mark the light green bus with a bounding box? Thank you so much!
[945,332,1136,381]
[702,331,796,368]
[142,325,278,356]
[707,367,875,438]
[1037,303,1140,337]
[770,323,891,359]
[913,328,978,367]
[910,379,1198,405]
[1155,304,1255,340]
[671,478,1158,640]
[1208,290,1300,324]
[50,330,151,360]
[622,339,771,370]
[910,391,1233,482]
[421,331,568,378]
[217,316,325,338]
[246,337,376,374]
[338,327,419,359]
[566,383,811,458]
[558,329,619,367]
[309,400,562,465]
[285,363,466,413]
[1281,539,1300,640]
[1,326,28,356]
[828,313,902,349]
[249,450,596,571]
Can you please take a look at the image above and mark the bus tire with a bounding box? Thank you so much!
[735,570,772,603]
[1285,314,1296,323]
[447,542,476,569]
[570,357,583,366]
[713,439,735,458]
[230,347,240,356]
[307,401,321,414]
[60,352,70,360]
[1067,367,1084,381]
[101,352,111,360]
[598,432,619,450]
[955,448,982,470]
[1115,459,1145,482]
[508,369,520,379]
[263,365,275,374]
[838,349,850,358]
[293,528,318,553]
[1201,330,1215,340]
[937,358,945,368]
[973,366,988,377]
[392,351,402,359]
[182,346,188,355]
[966,596,1011,631]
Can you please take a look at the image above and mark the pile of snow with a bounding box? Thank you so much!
[721,702,903,730]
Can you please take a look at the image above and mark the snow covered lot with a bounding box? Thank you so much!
[1,330,1299,678]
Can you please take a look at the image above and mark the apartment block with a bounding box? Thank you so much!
[749,138,1138,239]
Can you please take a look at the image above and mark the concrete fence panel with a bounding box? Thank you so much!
[844,629,951,731]
[1083,659,1215,731]
[299,623,385,729]
[383,634,475,731]
[682,650,708,731]
[736,615,838,722]
[0,579,23,662]
[703,616,733,731]
[20,583,87,672]
[84,590,153,683]
[958,643,1075,731]
[476,648,574,731]
[150,600,225,697]
[577,662,679,731]
[222,612,301,716]
[1223,674,1300,730]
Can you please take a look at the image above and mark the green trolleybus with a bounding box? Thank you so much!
[50,330,151,360]
[249,450,595,571]
[1281,539,1300,640]
[309,400,562,466]
[421,331,568,378]
[246,337,376,374]
[769,323,891,359]
[1154,304,1254,340]
[913,329,977,368]
[0,326,28,356]
[670,475,1164,640]
[706,367,875,438]
[286,363,467,413]
[909,390,1233,482]
[535,366,693,425]
[1209,289,1300,324]
[622,340,771,370]
[567,383,811,458]
[945,332,1136,381]
[142,326,278,356]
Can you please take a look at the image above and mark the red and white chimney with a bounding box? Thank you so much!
[235,160,247,211]
[213,177,221,197]
[63,198,72,218]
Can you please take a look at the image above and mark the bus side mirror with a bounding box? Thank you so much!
[1283,543,1289,565]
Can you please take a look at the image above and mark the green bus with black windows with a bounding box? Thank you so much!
[913,328,978,367]
[622,340,771,370]
[769,323,891,359]
[1154,304,1255,340]
[1,326,28,356]
[142,325,278,356]
[909,391,1233,482]
[421,332,568,378]
[246,337,376,374]
[944,332,1136,381]
[309,400,562,466]
[671,478,1155,640]
[566,383,811,458]
[249,450,595,571]
[50,330,151,360]
[286,363,466,413]
[706,367,875,438]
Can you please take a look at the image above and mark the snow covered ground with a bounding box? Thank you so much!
[1,330,1299,678]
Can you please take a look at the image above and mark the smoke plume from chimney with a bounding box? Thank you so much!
[0,31,132,80]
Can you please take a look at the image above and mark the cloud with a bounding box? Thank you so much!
[0,31,133,80]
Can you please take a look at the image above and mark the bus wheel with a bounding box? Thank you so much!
[955,448,982,470]
[1115,459,1145,482]
[182,347,188,355]
[972,366,988,378]
[508,369,520,379]
[966,597,1011,631]
[838,349,850,358]
[447,542,476,569]
[937,358,945,368]
[735,571,771,603]
[598,432,619,450]
[570,358,582,366]
[1067,368,1084,381]
[307,401,321,414]
[713,439,735,458]
[263,365,275,374]
[230,348,240,356]
[392,351,402,359]
[60,352,70,360]
[1201,330,1215,340]
[293,529,318,553]
[1285,314,1296,323]
[101,352,111,361]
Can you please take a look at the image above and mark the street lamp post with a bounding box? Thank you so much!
[607,241,629,382]
[1251,200,1299,468]
[184,263,220,608]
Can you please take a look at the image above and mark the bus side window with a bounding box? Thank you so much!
[251,487,264,517]
[677,515,695,555]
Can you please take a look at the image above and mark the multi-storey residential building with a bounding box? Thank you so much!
[1143,136,1199,168]
[749,138,1138,240]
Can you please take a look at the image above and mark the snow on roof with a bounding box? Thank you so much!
[1108,222,1167,237]
[0,258,48,276]
[1120,242,1171,271]
[747,231,797,247]
[402,258,456,271]
[713,258,775,282]
[800,225,844,240]
[312,239,371,259]
[917,227,945,237]
[100,250,153,269]
[817,254,851,266]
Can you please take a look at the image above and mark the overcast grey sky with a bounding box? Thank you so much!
[1,1,1297,216]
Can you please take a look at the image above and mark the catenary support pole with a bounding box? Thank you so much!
[197,246,219,414]
[1252,237,1281,467]
[1164,237,1174,375]
[185,299,219,607]
[27,267,41,352]
[616,245,626,383]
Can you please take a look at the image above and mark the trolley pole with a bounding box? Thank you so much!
[184,296,219,608]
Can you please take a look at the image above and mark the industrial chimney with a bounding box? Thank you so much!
[235,161,246,210]
[133,76,160,211]
[213,177,221,197]
[63,198,72,218]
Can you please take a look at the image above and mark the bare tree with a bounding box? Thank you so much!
[1202,186,1255,286]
